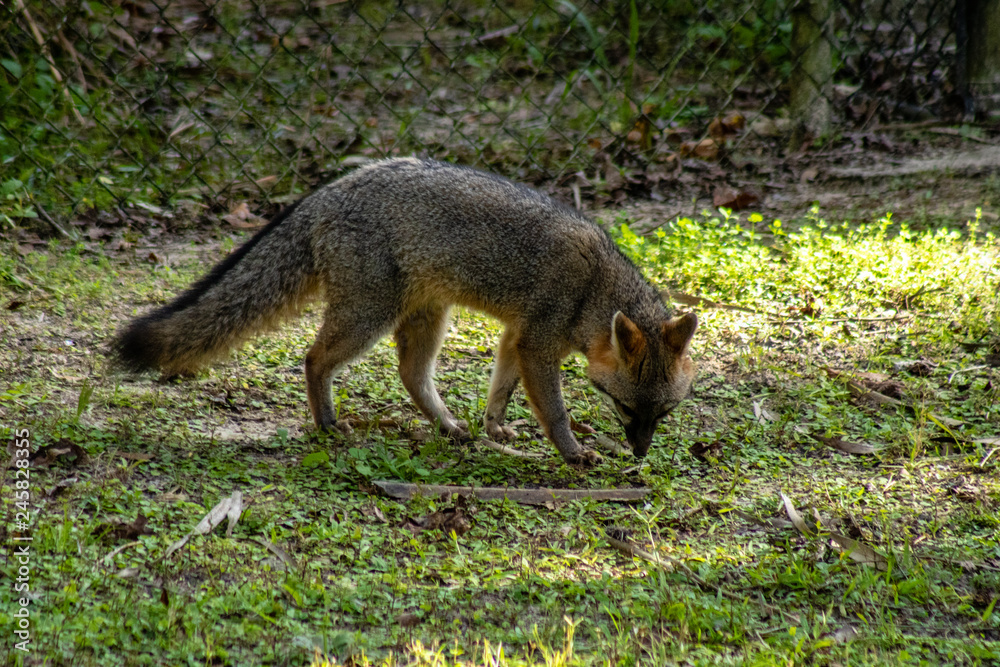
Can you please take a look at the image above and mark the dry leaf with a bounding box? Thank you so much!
[809,433,875,455]
[626,116,653,151]
[824,367,961,428]
[222,202,266,229]
[708,118,725,139]
[712,186,760,210]
[403,500,471,537]
[708,112,745,140]
[721,111,746,132]
[892,359,936,377]
[165,490,244,558]
[690,440,723,462]
[680,138,720,160]
[97,512,154,541]
[780,492,817,537]
[753,401,776,424]
[46,476,79,498]
[781,493,890,571]
[604,164,626,191]
[247,537,297,570]
[29,441,87,468]
[828,531,890,571]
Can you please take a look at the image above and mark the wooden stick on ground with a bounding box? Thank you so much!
[373,481,651,506]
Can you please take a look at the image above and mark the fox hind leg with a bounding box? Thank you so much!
[395,305,469,439]
[306,307,392,433]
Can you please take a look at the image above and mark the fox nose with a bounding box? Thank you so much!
[625,420,656,458]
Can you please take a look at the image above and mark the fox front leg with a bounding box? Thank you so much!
[484,328,520,441]
[515,345,601,466]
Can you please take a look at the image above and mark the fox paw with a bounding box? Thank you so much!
[318,419,352,436]
[485,421,517,441]
[565,448,603,466]
[441,419,472,442]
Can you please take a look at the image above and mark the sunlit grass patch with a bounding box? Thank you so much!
[614,207,998,336]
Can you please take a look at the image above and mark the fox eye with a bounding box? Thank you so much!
[612,399,637,421]
[655,403,678,421]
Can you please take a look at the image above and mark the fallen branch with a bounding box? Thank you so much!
[373,481,651,506]
[32,201,72,239]
[667,291,765,315]
[767,314,912,325]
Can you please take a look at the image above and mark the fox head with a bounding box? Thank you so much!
[586,311,698,458]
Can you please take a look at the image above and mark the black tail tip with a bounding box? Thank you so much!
[110,319,162,373]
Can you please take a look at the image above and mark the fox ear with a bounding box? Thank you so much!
[662,312,698,354]
[611,311,645,360]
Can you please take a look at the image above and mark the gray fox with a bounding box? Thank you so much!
[113,158,697,464]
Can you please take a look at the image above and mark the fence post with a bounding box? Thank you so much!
[789,0,832,145]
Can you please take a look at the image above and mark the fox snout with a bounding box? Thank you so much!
[624,416,658,458]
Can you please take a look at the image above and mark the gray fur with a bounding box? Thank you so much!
[113,158,698,464]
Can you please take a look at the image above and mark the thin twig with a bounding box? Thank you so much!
[55,29,88,92]
[948,365,988,384]
[980,448,998,468]
[925,127,997,145]
[32,202,72,239]
[767,315,912,325]
[477,438,546,459]
[14,0,85,125]
[642,209,684,234]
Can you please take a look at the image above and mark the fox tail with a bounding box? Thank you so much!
[113,200,319,375]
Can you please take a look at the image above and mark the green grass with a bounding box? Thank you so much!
[1,207,999,666]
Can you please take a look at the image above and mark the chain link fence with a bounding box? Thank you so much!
[1,0,963,224]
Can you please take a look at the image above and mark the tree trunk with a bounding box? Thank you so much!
[789,0,832,145]
[967,0,1000,114]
